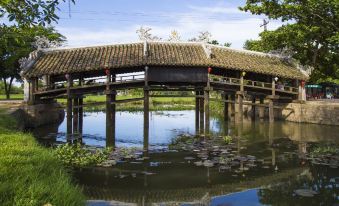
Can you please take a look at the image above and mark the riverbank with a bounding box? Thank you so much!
[0,109,85,206]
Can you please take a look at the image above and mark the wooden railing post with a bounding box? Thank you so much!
[272,77,276,96]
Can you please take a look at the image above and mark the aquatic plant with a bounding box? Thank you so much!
[223,135,232,144]
[310,145,338,156]
[55,143,112,167]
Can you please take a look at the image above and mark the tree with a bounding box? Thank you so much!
[168,30,181,42]
[0,26,65,99]
[136,26,161,41]
[240,0,339,83]
[0,0,74,27]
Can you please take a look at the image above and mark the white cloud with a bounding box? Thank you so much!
[187,5,243,15]
[55,5,283,49]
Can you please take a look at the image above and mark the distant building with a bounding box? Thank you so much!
[306,82,338,99]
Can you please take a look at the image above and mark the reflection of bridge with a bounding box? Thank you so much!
[20,41,308,147]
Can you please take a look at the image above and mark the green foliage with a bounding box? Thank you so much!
[0,110,85,206]
[241,0,339,83]
[222,135,232,144]
[209,39,232,47]
[0,81,22,94]
[55,143,112,167]
[0,0,75,27]
[310,145,338,157]
[0,25,65,98]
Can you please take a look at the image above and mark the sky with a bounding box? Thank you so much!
[53,0,284,49]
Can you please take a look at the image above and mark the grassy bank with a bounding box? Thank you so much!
[58,94,195,111]
[0,94,23,100]
[0,109,85,206]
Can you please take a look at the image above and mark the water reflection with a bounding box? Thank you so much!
[32,110,339,206]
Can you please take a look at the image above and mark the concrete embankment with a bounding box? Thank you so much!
[280,101,339,126]
[243,100,339,126]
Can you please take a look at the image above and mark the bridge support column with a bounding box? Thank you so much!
[106,91,116,148]
[73,97,79,135]
[236,91,244,122]
[268,99,274,123]
[259,97,265,122]
[195,90,200,134]
[251,96,256,120]
[223,92,228,121]
[144,66,149,151]
[66,74,73,141]
[144,88,149,151]
[105,70,116,148]
[229,94,235,121]
[199,90,204,134]
[78,96,83,141]
[204,88,210,135]
[267,95,279,123]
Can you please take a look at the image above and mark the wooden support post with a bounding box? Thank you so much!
[223,92,229,121]
[195,90,200,134]
[78,77,84,139]
[66,74,73,141]
[204,88,210,135]
[236,92,243,122]
[229,94,235,120]
[78,96,83,139]
[251,96,256,120]
[259,97,265,122]
[105,70,116,148]
[144,66,149,151]
[199,90,205,134]
[268,98,274,123]
[73,97,79,134]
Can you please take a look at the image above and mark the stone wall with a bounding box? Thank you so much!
[243,100,339,126]
[280,101,339,126]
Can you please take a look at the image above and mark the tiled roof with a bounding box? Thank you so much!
[22,42,307,80]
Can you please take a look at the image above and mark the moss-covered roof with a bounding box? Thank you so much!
[22,42,307,80]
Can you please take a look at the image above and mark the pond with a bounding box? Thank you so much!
[34,110,339,206]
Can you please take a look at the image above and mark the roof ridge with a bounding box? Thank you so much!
[41,41,144,53]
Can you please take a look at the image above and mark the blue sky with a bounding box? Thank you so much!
[53,0,282,48]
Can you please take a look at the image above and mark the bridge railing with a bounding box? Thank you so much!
[35,73,145,92]
[210,75,298,93]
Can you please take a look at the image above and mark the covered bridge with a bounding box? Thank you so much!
[20,41,308,144]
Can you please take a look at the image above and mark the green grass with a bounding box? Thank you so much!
[0,109,85,206]
[0,94,23,100]
[58,94,195,111]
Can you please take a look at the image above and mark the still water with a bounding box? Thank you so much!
[34,110,339,206]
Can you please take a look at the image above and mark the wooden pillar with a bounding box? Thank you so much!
[78,77,84,138]
[251,96,256,120]
[199,90,204,134]
[236,72,245,122]
[144,66,149,151]
[204,88,210,135]
[229,94,235,120]
[78,96,83,137]
[106,70,116,148]
[268,98,274,123]
[195,90,200,134]
[223,92,229,121]
[236,92,243,122]
[73,97,79,134]
[259,97,265,122]
[66,74,73,140]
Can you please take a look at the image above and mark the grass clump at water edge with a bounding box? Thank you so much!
[0,109,85,206]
